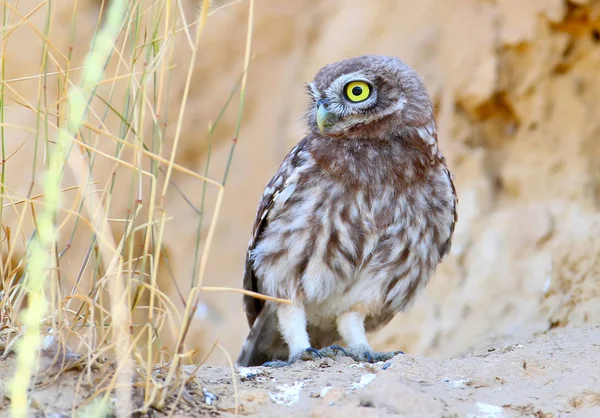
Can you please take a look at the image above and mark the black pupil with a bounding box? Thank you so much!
[352,85,363,97]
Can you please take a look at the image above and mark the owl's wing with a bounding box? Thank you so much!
[417,124,458,260]
[373,130,458,331]
[438,166,458,259]
[242,137,310,328]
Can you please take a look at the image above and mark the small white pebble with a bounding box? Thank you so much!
[348,363,365,368]
[202,388,218,405]
[350,373,376,390]
[319,386,333,397]
[269,381,304,406]
[237,367,263,379]
[442,378,472,388]
[468,402,503,418]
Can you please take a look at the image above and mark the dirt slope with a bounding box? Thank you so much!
[1,326,598,417]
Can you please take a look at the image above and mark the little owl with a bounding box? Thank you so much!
[236,55,457,367]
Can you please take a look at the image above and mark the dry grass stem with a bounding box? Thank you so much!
[0,0,257,415]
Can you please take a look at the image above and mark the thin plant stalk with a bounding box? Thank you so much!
[9,1,129,416]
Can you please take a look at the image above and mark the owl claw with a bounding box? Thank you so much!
[328,346,404,363]
[316,345,348,359]
[365,350,404,363]
[261,347,322,367]
[261,347,403,367]
[303,347,322,359]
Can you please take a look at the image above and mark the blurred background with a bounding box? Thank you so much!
[2,0,600,367]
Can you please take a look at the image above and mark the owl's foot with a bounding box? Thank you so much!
[333,345,404,363]
[261,347,322,368]
[315,345,348,359]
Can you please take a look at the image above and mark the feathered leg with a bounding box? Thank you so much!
[262,303,321,367]
[318,311,403,363]
[236,302,321,367]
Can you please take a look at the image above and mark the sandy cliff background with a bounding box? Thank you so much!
[3,0,600,366]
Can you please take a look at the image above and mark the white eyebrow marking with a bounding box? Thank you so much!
[308,82,321,100]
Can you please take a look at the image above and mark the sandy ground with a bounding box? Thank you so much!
[1,325,598,417]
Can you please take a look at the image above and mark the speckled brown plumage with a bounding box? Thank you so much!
[237,55,457,367]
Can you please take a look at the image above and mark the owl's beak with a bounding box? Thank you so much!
[316,101,339,133]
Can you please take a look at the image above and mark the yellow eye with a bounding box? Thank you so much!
[345,81,371,102]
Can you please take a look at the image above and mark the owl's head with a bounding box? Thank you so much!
[307,55,434,140]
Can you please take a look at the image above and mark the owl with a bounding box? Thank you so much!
[236,55,457,367]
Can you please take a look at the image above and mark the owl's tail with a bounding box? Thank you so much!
[236,304,288,367]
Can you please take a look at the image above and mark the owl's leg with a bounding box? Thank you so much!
[320,311,403,363]
[262,303,320,367]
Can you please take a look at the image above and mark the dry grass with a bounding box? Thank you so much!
[0,0,274,415]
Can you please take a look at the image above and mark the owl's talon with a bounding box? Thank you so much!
[315,345,348,359]
[326,346,403,363]
[262,347,323,367]
[328,345,348,356]
[365,350,403,363]
[297,347,321,361]
[304,347,322,358]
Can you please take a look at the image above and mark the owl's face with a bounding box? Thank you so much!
[307,55,433,139]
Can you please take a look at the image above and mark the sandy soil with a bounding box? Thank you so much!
[1,325,598,417]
